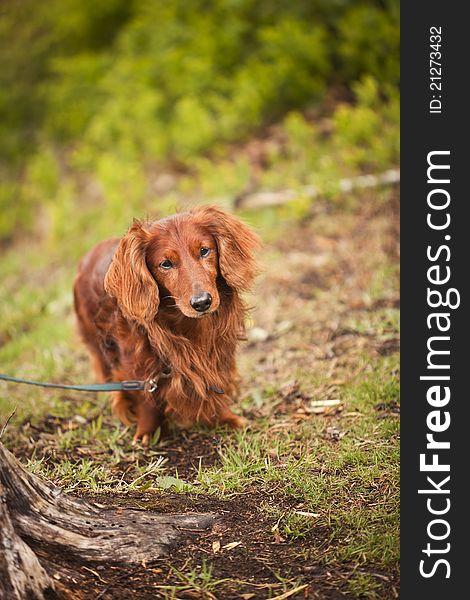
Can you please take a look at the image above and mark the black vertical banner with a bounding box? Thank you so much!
[401,3,468,598]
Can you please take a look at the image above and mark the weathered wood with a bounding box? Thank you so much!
[0,442,216,599]
[0,481,55,599]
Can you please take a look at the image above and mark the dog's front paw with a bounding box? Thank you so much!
[219,411,248,429]
[132,400,164,446]
[132,429,154,447]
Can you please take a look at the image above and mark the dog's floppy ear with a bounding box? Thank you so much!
[191,206,260,291]
[104,220,159,325]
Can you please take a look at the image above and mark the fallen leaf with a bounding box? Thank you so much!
[222,541,242,551]
[272,530,285,544]
[271,522,286,544]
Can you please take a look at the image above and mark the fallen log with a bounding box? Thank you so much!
[235,168,400,210]
[0,442,216,599]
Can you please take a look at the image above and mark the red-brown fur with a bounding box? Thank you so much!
[73,206,260,444]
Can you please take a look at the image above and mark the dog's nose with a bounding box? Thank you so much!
[190,292,212,313]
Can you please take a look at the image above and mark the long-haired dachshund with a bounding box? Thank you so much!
[73,206,260,444]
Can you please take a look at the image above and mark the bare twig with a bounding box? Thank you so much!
[0,408,16,439]
[271,584,309,600]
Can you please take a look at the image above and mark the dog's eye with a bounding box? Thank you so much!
[200,247,211,258]
[160,259,173,270]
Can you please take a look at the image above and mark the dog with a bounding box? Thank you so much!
[73,206,260,444]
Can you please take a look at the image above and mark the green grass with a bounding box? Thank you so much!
[25,426,169,493]
[347,572,383,599]
[192,355,399,571]
[153,561,229,599]
[151,561,308,600]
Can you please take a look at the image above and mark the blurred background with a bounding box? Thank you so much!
[0,0,399,248]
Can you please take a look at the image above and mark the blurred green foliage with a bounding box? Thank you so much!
[0,0,399,244]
